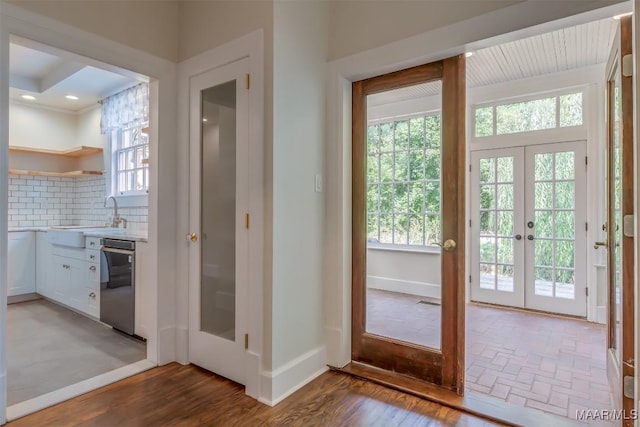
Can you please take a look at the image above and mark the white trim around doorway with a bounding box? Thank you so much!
[324,0,630,369]
[176,30,265,402]
[0,2,178,422]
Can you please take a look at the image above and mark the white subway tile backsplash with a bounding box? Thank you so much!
[8,175,148,228]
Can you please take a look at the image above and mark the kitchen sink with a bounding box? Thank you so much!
[47,227,122,247]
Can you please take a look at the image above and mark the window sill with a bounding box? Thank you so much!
[113,193,148,208]
[367,243,440,254]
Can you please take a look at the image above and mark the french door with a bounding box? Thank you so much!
[188,58,249,384]
[604,15,634,421]
[352,55,466,392]
[471,141,587,317]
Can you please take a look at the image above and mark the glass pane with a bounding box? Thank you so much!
[497,264,514,292]
[480,158,495,183]
[535,267,554,296]
[555,211,575,239]
[496,97,556,135]
[555,152,575,180]
[367,155,379,183]
[535,239,553,267]
[366,80,443,350]
[480,263,496,290]
[394,120,409,150]
[497,238,513,264]
[480,185,495,209]
[480,211,495,235]
[367,124,379,153]
[497,184,513,209]
[367,184,378,213]
[555,181,575,209]
[535,182,552,209]
[496,211,513,236]
[480,237,495,262]
[409,117,425,149]
[496,157,513,182]
[535,153,553,181]
[367,214,379,242]
[556,269,575,299]
[475,107,494,137]
[200,80,236,340]
[611,68,623,355]
[556,240,575,268]
[559,93,583,127]
[535,210,553,238]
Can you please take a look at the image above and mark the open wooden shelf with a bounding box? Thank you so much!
[9,169,103,177]
[9,145,103,158]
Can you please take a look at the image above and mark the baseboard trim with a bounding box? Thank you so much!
[259,346,328,406]
[0,373,6,424]
[324,326,350,368]
[157,326,176,365]
[7,359,156,421]
[368,276,440,299]
[596,306,606,324]
[174,327,188,365]
[7,293,41,305]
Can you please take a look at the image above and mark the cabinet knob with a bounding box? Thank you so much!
[90,255,95,260]
[89,292,96,298]
[90,242,96,246]
[89,265,97,271]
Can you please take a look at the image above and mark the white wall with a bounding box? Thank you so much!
[9,101,75,150]
[266,0,328,404]
[367,249,441,299]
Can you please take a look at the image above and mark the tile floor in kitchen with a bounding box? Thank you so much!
[367,289,611,424]
[7,298,146,406]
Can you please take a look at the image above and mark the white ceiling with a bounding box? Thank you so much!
[368,17,618,107]
[9,41,140,112]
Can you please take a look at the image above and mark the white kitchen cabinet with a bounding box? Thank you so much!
[36,231,53,297]
[8,231,36,296]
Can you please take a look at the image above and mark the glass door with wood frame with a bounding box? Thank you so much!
[352,56,466,393]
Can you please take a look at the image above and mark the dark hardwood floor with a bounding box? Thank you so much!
[8,363,503,426]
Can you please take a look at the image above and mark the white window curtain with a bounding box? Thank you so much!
[100,83,149,134]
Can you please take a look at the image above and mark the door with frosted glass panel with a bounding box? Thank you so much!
[188,58,249,384]
[471,142,587,317]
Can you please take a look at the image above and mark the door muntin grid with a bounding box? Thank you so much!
[532,151,576,299]
[478,156,515,292]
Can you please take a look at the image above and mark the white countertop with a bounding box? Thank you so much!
[8,227,148,243]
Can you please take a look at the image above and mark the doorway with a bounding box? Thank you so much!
[470,141,588,317]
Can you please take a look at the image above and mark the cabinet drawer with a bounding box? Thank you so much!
[86,249,100,263]
[85,236,101,250]
[87,262,100,287]
[85,287,99,318]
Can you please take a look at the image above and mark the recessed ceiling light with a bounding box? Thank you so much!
[465,52,474,58]
[21,95,36,101]
[202,118,208,122]
[65,95,79,100]
[613,12,633,20]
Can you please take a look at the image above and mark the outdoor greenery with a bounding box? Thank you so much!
[475,92,583,138]
[367,114,442,245]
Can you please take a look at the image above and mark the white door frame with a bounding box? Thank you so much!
[177,31,264,400]
[0,2,178,423]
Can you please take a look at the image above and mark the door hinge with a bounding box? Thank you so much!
[246,73,251,90]
[585,156,588,166]
[469,219,472,228]
[585,222,588,232]
[623,54,633,77]
[245,213,250,229]
[245,333,249,350]
[469,275,472,283]
[586,287,589,297]
[469,164,472,172]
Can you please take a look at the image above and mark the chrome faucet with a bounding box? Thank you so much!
[104,195,125,228]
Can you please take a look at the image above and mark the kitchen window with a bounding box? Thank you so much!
[110,125,149,196]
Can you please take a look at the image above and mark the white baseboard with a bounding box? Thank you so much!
[367,276,440,299]
[596,305,606,324]
[324,326,350,368]
[245,351,261,400]
[7,360,155,421]
[157,326,176,365]
[258,346,328,407]
[175,326,189,365]
[0,373,6,425]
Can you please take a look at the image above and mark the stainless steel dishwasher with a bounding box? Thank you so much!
[100,238,135,335]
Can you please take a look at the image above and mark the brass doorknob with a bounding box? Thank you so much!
[187,232,198,242]
[433,239,457,252]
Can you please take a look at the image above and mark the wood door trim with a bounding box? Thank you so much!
[619,15,634,425]
[351,57,465,393]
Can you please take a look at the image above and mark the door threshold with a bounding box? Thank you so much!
[469,301,587,321]
[334,362,577,427]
